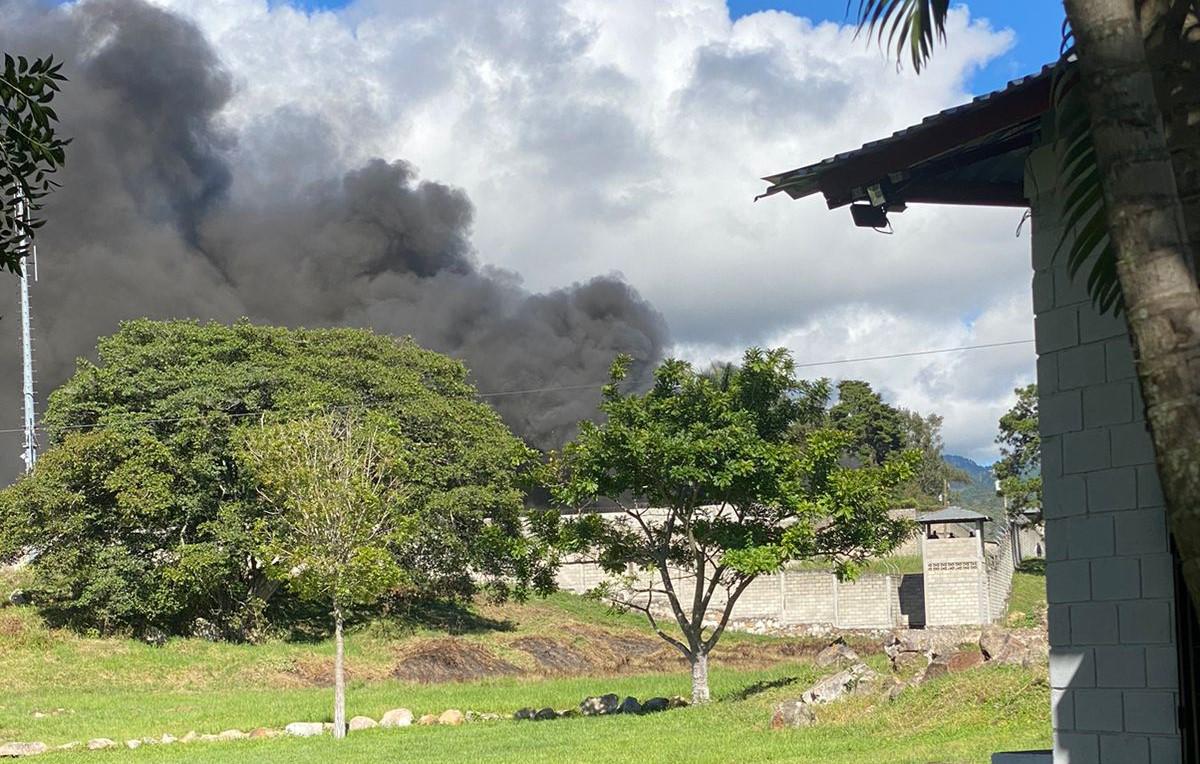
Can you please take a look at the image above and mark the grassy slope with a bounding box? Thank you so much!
[1006,560,1048,628]
[0,591,1051,763]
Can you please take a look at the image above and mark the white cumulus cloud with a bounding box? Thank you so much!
[149,0,1037,461]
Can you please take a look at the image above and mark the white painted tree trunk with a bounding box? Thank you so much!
[690,652,710,704]
[333,606,346,739]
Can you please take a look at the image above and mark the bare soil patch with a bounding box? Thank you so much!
[392,639,522,683]
[508,636,594,674]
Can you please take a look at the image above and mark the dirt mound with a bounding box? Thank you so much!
[509,636,596,674]
[393,639,522,683]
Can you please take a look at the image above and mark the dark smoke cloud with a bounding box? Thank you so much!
[0,0,667,479]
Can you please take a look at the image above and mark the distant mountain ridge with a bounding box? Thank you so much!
[943,454,1003,520]
[944,454,993,484]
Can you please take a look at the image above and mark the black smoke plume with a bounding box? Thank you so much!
[0,0,668,479]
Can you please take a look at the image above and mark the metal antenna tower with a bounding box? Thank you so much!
[16,193,37,473]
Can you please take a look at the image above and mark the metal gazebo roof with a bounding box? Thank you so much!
[916,507,992,525]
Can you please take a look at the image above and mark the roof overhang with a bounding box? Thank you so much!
[758,65,1056,214]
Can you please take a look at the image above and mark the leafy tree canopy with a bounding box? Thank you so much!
[1,52,68,272]
[0,319,558,638]
[828,379,905,466]
[555,348,916,702]
[994,383,1041,517]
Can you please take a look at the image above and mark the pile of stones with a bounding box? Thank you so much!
[771,627,1050,730]
[513,693,689,722]
[0,707,506,757]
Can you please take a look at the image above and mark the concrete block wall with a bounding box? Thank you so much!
[1027,146,1181,764]
[924,536,988,626]
[555,559,923,630]
[836,575,895,628]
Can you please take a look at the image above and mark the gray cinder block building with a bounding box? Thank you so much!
[761,66,1190,764]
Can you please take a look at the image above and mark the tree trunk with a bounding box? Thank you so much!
[333,604,346,739]
[1065,0,1200,605]
[1140,1,1200,265]
[690,652,711,705]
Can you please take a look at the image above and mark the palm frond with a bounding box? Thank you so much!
[850,0,950,72]
[1050,59,1123,315]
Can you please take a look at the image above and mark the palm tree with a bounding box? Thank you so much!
[852,0,1200,606]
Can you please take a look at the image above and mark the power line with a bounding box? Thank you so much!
[792,338,1034,369]
[0,337,1035,437]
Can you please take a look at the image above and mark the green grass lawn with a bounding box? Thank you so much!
[0,591,1051,763]
[1006,560,1048,628]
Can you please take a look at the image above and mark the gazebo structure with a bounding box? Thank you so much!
[917,507,992,627]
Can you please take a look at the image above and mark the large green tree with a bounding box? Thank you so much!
[828,379,905,465]
[555,348,915,704]
[852,0,1200,616]
[1,52,68,272]
[0,319,558,638]
[994,384,1042,518]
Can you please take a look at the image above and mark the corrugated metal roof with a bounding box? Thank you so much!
[916,506,992,525]
[758,64,1057,204]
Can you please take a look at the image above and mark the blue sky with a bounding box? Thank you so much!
[281,0,1065,95]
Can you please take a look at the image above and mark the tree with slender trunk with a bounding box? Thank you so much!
[556,349,916,703]
[238,412,406,738]
[852,0,1200,607]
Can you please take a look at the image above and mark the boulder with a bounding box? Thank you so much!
[438,710,465,727]
[417,714,439,726]
[248,728,277,739]
[886,679,906,702]
[945,650,985,673]
[770,700,816,729]
[921,661,949,683]
[815,640,860,667]
[349,716,378,732]
[513,708,536,721]
[217,729,247,741]
[534,707,558,721]
[667,695,690,709]
[618,697,642,715]
[197,734,221,743]
[580,693,620,716]
[799,663,879,705]
[87,739,117,750]
[889,650,928,674]
[7,590,30,607]
[557,708,581,719]
[126,740,142,750]
[190,617,222,641]
[641,697,670,713]
[0,742,47,757]
[180,731,198,743]
[142,627,168,648]
[980,627,1046,666]
[883,632,921,659]
[160,734,178,744]
[284,722,326,737]
[380,708,413,728]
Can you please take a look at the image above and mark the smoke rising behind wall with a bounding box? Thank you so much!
[0,0,668,478]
